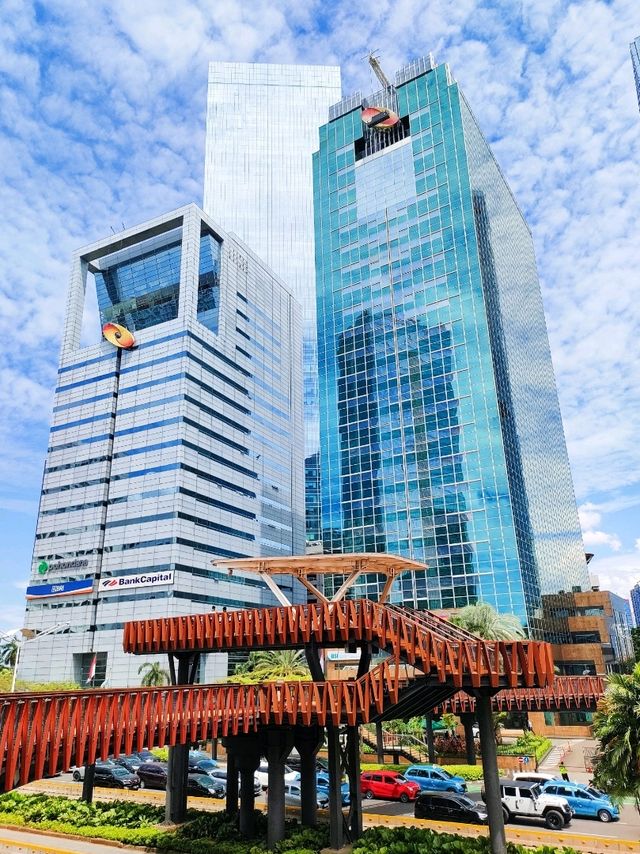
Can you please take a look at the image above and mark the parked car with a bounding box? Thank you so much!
[187,773,225,799]
[360,772,420,803]
[188,750,215,766]
[513,772,560,785]
[112,754,143,773]
[72,760,116,782]
[93,765,140,790]
[287,755,329,774]
[255,762,299,790]
[415,791,488,824]
[208,768,262,796]
[317,773,350,805]
[188,758,220,776]
[136,762,168,790]
[404,765,467,794]
[283,781,329,809]
[483,779,573,829]
[541,781,619,822]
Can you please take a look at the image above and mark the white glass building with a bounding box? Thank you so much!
[203,62,341,542]
[18,204,304,687]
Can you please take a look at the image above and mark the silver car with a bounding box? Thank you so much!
[284,781,329,809]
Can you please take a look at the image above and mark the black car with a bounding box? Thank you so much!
[94,765,140,790]
[187,773,225,798]
[72,760,116,782]
[188,758,219,776]
[137,762,168,789]
[113,754,143,773]
[415,792,488,824]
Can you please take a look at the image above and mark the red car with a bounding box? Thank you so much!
[360,771,420,803]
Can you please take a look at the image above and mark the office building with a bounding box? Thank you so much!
[631,36,640,112]
[314,56,589,636]
[631,580,640,627]
[203,62,341,543]
[19,204,303,687]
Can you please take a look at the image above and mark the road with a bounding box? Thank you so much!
[10,772,640,848]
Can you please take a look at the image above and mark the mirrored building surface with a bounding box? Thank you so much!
[314,58,588,636]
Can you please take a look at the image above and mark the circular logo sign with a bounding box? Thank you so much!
[38,560,49,575]
[102,322,136,349]
[362,106,400,131]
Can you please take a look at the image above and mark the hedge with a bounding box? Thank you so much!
[354,826,582,854]
[496,736,552,762]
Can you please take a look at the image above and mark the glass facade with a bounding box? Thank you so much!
[314,59,588,634]
[203,62,342,542]
[631,581,640,627]
[631,37,640,112]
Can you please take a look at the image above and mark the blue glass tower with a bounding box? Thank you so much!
[631,37,640,112]
[314,57,589,636]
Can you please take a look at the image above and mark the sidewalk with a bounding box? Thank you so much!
[539,737,594,784]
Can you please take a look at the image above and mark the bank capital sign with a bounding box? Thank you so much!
[99,570,174,592]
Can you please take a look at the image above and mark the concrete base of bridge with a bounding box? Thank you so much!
[474,690,507,854]
[461,713,477,766]
[266,727,295,847]
[80,763,95,804]
[165,744,189,824]
[224,734,262,838]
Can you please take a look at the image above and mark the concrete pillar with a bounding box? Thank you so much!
[226,750,238,816]
[294,725,323,828]
[165,654,192,825]
[461,713,477,766]
[346,725,363,840]
[266,728,294,848]
[81,763,95,804]
[424,713,436,764]
[223,734,261,838]
[476,692,506,854]
[375,722,384,764]
[326,724,343,851]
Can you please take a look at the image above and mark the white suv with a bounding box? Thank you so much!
[254,762,299,790]
[497,779,573,829]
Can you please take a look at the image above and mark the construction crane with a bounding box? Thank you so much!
[368,52,392,90]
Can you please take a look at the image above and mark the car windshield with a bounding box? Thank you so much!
[394,775,407,782]
[458,795,475,807]
[196,760,216,770]
[530,785,541,799]
[586,787,605,799]
[112,767,130,777]
[191,774,215,786]
[438,769,453,779]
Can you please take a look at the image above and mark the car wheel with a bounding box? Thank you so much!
[72,771,81,782]
[399,792,409,803]
[364,790,374,799]
[544,809,564,830]
[597,809,612,823]
[138,780,146,789]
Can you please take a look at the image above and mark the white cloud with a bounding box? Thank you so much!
[578,502,623,552]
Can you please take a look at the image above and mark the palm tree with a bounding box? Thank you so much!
[591,662,640,811]
[138,661,170,687]
[232,649,310,683]
[449,602,526,641]
[0,637,19,669]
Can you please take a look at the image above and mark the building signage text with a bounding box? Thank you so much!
[26,578,94,600]
[99,571,174,592]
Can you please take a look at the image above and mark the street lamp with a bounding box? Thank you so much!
[11,622,71,692]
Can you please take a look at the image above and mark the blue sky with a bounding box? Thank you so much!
[1,0,639,633]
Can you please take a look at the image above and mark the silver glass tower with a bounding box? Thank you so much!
[203,62,341,543]
[18,204,304,687]
[632,37,640,111]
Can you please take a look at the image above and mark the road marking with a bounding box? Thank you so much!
[0,836,79,854]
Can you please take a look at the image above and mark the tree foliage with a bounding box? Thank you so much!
[0,638,19,668]
[449,601,526,640]
[138,661,170,687]
[631,627,640,663]
[592,662,640,811]
[231,649,310,683]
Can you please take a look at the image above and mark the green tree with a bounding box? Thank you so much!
[592,662,640,811]
[138,661,170,687]
[450,602,526,641]
[631,627,640,663]
[232,649,310,683]
[0,637,19,668]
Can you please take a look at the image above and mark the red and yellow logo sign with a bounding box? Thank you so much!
[102,322,135,349]
[362,106,400,130]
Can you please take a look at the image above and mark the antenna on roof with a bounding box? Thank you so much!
[367,51,392,90]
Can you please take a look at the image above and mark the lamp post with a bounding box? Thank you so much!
[11,622,71,692]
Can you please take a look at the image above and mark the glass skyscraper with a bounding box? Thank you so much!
[632,37,640,111]
[19,204,304,687]
[314,57,588,636]
[203,62,341,543]
[631,581,640,628]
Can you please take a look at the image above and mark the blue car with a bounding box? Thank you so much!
[317,773,350,805]
[541,781,619,822]
[404,765,467,794]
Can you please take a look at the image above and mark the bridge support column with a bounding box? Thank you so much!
[475,690,506,854]
[81,763,95,804]
[224,734,261,838]
[266,727,294,848]
[424,713,436,764]
[225,750,238,816]
[461,712,477,765]
[165,652,200,825]
[294,725,323,828]
[375,722,384,763]
[326,724,344,851]
[345,725,363,840]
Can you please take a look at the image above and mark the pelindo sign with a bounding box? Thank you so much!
[99,571,174,592]
[26,579,94,600]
